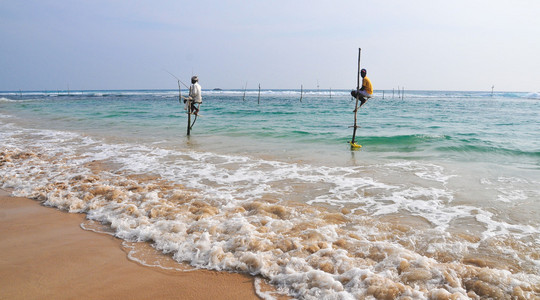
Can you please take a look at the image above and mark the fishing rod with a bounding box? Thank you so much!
[164,69,187,106]
[164,69,190,89]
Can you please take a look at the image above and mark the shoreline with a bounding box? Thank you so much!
[0,189,261,300]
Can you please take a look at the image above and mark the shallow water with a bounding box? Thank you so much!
[1,89,539,299]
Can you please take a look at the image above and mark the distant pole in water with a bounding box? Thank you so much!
[392,88,395,99]
[402,87,404,100]
[300,84,303,102]
[258,84,261,104]
[350,48,362,148]
[243,82,247,101]
[329,87,332,99]
[491,85,494,97]
[382,90,385,99]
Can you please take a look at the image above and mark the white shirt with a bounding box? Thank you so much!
[189,82,202,103]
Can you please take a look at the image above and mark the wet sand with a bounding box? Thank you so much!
[0,190,260,300]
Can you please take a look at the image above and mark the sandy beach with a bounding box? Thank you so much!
[0,189,260,300]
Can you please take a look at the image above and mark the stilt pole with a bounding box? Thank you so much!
[187,99,191,136]
[350,48,362,147]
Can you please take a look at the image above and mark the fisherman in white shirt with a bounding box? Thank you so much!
[184,76,202,115]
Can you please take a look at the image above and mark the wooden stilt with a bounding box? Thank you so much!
[350,48,362,149]
[187,99,191,136]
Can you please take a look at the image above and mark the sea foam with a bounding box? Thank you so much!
[1,120,539,299]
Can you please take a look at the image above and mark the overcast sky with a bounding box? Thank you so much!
[1,0,539,92]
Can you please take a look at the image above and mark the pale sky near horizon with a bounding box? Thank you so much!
[1,0,539,92]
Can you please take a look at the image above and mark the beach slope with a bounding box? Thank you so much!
[0,191,259,300]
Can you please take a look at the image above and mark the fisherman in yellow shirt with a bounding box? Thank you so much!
[351,69,373,109]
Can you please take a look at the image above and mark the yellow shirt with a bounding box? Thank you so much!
[362,77,373,95]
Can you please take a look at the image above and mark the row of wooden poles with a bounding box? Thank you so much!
[245,85,406,103]
[382,87,406,100]
[246,84,335,103]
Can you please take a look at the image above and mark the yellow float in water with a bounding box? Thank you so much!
[349,142,362,148]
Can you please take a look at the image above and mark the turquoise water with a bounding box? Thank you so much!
[4,90,539,164]
[1,89,539,298]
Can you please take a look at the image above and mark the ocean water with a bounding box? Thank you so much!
[1,89,539,299]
